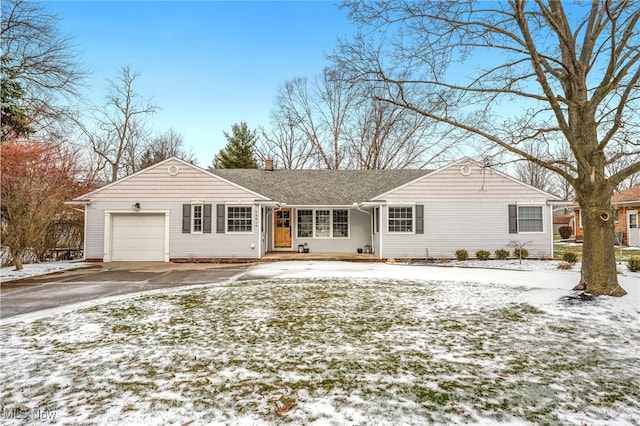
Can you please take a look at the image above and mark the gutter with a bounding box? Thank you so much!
[612,201,640,207]
[65,199,91,206]
[356,200,387,259]
[253,200,282,259]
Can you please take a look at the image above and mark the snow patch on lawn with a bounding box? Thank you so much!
[1,261,638,425]
[1,260,92,282]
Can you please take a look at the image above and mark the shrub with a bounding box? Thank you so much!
[494,248,510,260]
[455,249,469,261]
[627,257,640,273]
[557,261,573,270]
[475,250,491,261]
[558,225,573,240]
[562,252,579,264]
[513,247,529,259]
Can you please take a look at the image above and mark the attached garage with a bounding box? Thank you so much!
[109,213,168,261]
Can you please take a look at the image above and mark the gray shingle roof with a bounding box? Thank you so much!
[210,169,431,205]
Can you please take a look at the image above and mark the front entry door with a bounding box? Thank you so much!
[274,208,292,248]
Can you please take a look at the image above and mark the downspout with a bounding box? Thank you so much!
[548,203,556,259]
[379,206,383,259]
[257,204,262,260]
[256,200,281,256]
[82,207,88,261]
[355,203,373,256]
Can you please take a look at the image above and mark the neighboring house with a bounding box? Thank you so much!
[573,185,640,246]
[552,214,573,236]
[70,157,562,262]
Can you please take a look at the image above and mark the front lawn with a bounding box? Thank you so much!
[554,238,640,261]
[1,274,638,425]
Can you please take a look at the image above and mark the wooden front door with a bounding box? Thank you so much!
[274,208,292,248]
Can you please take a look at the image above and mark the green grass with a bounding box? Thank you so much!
[554,236,640,261]
[1,278,638,425]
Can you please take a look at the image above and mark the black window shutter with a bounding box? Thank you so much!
[415,205,424,234]
[182,204,191,233]
[216,204,225,234]
[203,204,212,233]
[508,204,518,234]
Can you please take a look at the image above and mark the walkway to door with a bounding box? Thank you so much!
[262,252,379,262]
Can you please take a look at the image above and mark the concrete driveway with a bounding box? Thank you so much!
[0,262,253,320]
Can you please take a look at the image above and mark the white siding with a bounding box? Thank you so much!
[380,162,555,259]
[290,208,372,254]
[383,162,551,203]
[87,159,261,202]
[84,159,264,261]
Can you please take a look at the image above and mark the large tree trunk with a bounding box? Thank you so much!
[574,189,626,296]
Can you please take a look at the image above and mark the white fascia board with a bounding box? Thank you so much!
[374,156,562,201]
[73,156,271,202]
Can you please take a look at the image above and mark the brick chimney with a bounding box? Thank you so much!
[265,157,274,171]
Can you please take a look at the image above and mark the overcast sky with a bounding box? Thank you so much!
[49,1,353,167]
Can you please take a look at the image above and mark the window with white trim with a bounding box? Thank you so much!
[297,208,349,238]
[192,204,203,233]
[333,209,349,238]
[297,210,313,237]
[388,206,413,233]
[227,206,252,232]
[518,206,543,232]
[315,210,331,238]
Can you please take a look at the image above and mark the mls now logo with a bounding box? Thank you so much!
[3,406,57,421]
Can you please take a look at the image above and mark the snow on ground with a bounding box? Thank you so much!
[1,260,639,425]
[0,261,92,282]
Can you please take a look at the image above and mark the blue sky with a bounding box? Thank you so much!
[48,1,353,166]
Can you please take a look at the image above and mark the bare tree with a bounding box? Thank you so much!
[1,0,86,140]
[346,84,455,169]
[79,66,158,182]
[262,68,456,170]
[336,0,640,296]
[607,156,640,190]
[513,141,554,193]
[549,144,576,202]
[138,128,196,169]
[256,120,315,170]
[273,68,356,169]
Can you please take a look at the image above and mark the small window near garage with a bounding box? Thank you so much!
[192,204,203,233]
[518,205,543,232]
[388,206,413,233]
[297,209,313,237]
[183,203,211,234]
[227,206,252,233]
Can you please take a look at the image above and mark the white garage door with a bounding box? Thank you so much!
[111,214,165,261]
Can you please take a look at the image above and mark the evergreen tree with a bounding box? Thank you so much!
[213,122,258,169]
[1,79,33,141]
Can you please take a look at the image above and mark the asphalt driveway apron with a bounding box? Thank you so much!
[0,262,252,319]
